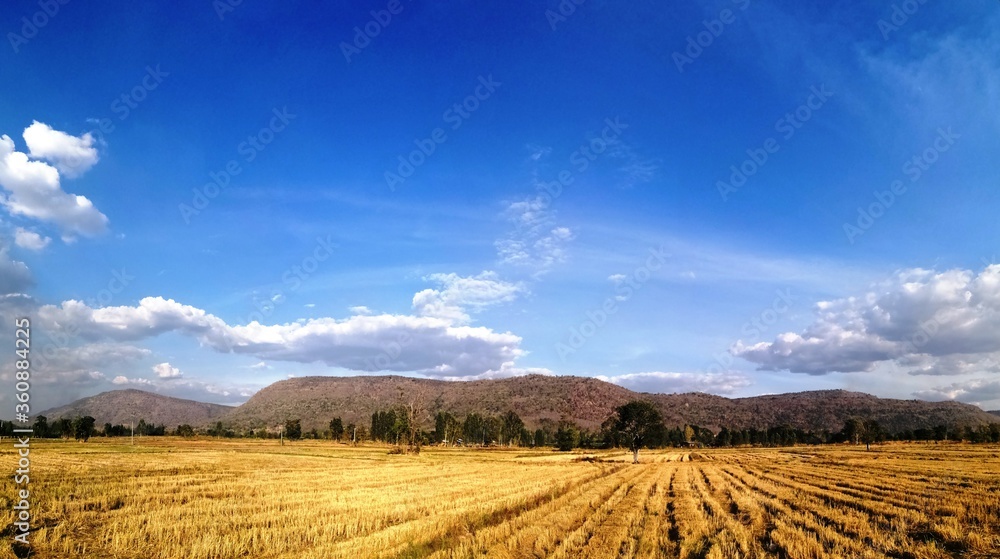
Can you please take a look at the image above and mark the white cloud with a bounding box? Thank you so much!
[526,144,551,161]
[111,375,152,386]
[914,378,1000,406]
[607,141,659,189]
[33,343,151,373]
[441,361,554,382]
[0,124,109,238]
[860,19,1000,136]
[733,265,1000,375]
[0,248,32,295]
[37,294,526,377]
[14,227,50,251]
[412,271,522,324]
[597,371,752,395]
[348,305,371,315]
[496,197,575,273]
[22,121,99,177]
[152,362,183,379]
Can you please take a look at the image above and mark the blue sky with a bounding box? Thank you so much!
[2,0,1000,412]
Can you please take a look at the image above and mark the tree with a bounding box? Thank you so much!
[58,418,74,439]
[682,424,695,445]
[33,415,49,438]
[330,417,344,441]
[284,419,302,441]
[715,427,732,448]
[463,413,485,446]
[533,428,546,448]
[500,410,525,447]
[861,420,883,451]
[555,420,579,452]
[400,401,425,453]
[73,416,96,442]
[611,401,664,463]
[176,424,195,437]
[842,418,865,445]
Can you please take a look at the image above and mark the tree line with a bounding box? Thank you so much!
[9,404,1000,453]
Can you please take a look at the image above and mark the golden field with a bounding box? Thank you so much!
[1,439,998,558]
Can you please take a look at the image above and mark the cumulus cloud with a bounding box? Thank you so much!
[442,361,554,382]
[37,295,525,378]
[0,124,108,238]
[412,271,522,324]
[111,375,152,386]
[152,362,183,379]
[914,378,1000,406]
[348,305,371,315]
[14,227,50,251]
[22,121,99,177]
[107,373,257,406]
[733,266,1000,375]
[0,248,32,295]
[597,371,752,395]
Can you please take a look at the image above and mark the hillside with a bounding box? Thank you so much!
[991,410,1000,417]
[220,375,1000,434]
[39,389,234,427]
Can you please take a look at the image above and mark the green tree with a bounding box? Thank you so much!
[715,427,732,448]
[500,410,525,447]
[533,428,546,447]
[33,415,49,438]
[58,418,74,439]
[483,415,502,446]
[73,416,96,442]
[611,401,664,463]
[555,420,578,452]
[329,417,344,441]
[463,413,485,446]
[284,419,302,440]
[861,420,883,451]
[842,418,865,445]
[176,424,195,437]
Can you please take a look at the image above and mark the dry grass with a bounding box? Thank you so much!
[1,439,998,558]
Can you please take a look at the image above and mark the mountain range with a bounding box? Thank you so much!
[39,375,1000,435]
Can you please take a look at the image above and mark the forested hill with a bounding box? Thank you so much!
[218,375,999,434]
[39,389,233,427]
